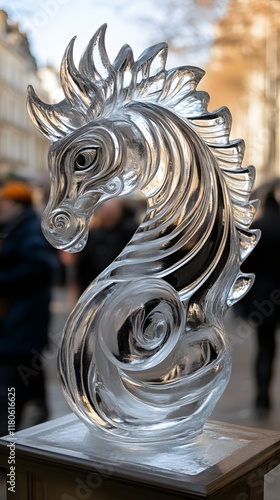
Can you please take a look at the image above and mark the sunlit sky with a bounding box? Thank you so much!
[0,0,229,70]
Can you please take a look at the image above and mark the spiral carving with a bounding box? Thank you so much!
[98,279,184,369]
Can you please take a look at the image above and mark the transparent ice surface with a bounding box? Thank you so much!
[27,25,260,443]
[5,414,253,477]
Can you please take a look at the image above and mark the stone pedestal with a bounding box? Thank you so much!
[1,414,280,499]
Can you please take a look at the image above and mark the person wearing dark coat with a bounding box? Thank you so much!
[239,188,280,414]
[75,198,138,295]
[0,181,59,435]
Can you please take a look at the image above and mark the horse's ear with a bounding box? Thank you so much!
[27,86,67,141]
[27,85,87,141]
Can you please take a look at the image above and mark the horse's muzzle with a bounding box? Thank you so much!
[41,207,88,252]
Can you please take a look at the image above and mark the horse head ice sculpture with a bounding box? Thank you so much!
[27,25,260,442]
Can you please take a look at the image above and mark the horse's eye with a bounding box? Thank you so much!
[74,148,99,171]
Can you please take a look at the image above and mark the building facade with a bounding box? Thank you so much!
[0,10,50,181]
[203,0,280,187]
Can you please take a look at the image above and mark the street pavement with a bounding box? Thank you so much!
[1,286,279,499]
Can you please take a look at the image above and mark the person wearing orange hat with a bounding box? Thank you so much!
[0,181,33,226]
[0,180,60,435]
[0,180,33,202]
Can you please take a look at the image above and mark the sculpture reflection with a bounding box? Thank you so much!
[27,24,259,442]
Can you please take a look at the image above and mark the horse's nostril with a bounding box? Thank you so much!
[42,208,87,252]
[51,211,71,231]
[42,209,75,246]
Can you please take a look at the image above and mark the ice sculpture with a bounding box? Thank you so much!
[27,24,260,442]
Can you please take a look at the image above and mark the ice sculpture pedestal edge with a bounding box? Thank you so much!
[1,413,280,499]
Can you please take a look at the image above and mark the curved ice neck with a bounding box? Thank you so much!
[129,102,213,238]
[108,102,223,298]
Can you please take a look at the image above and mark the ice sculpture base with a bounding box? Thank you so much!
[1,414,280,499]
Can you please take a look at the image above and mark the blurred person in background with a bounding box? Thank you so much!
[61,198,139,300]
[238,187,280,415]
[0,181,59,435]
[76,198,138,294]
